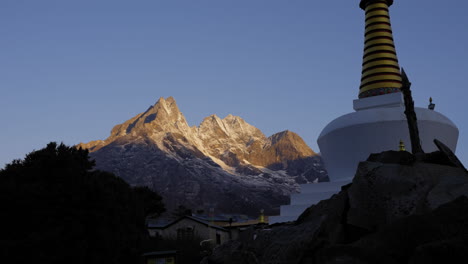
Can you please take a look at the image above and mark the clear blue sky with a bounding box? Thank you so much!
[1,0,467,168]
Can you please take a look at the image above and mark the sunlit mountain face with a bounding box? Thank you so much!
[78,97,328,216]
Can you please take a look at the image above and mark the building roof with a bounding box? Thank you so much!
[142,250,178,257]
[148,215,228,232]
[224,217,269,227]
[191,213,249,222]
[147,218,172,228]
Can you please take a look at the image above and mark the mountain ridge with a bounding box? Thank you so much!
[78,97,328,215]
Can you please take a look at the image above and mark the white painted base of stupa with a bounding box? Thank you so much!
[269,93,459,225]
[318,92,459,182]
[269,179,351,224]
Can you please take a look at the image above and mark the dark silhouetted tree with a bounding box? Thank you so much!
[171,205,193,219]
[133,186,165,218]
[0,142,165,264]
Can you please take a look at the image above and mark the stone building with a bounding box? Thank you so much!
[148,215,230,245]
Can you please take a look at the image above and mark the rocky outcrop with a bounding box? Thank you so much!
[78,97,327,215]
[202,151,468,264]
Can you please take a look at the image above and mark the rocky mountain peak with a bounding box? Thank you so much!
[79,97,319,168]
[80,97,192,151]
[198,114,228,138]
[155,96,180,115]
[149,96,184,121]
[165,96,177,105]
[223,114,241,123]
[269,130,316,155]
[269,130,292,144]
[78,97,328,214]
[222,115,261,136]
[198,114,265,142]
[255,130,317,169]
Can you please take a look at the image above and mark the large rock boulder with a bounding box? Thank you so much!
[347,161,468,232]
[317,196,468,264]
[202,151,468,264]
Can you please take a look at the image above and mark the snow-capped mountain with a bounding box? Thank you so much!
[78,97,328,215]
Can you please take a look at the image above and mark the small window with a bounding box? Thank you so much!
[216,233,221,245]
[177,226,194,241]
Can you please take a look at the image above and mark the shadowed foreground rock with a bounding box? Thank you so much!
[202,151,468,264]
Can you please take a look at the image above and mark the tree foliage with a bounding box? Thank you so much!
[171,205,193,220]
[133,186,165,217]
[0,142,165,264]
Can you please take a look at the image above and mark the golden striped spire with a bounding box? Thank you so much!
[359,0,402,98]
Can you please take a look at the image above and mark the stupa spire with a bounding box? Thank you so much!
[359,0,402,98]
